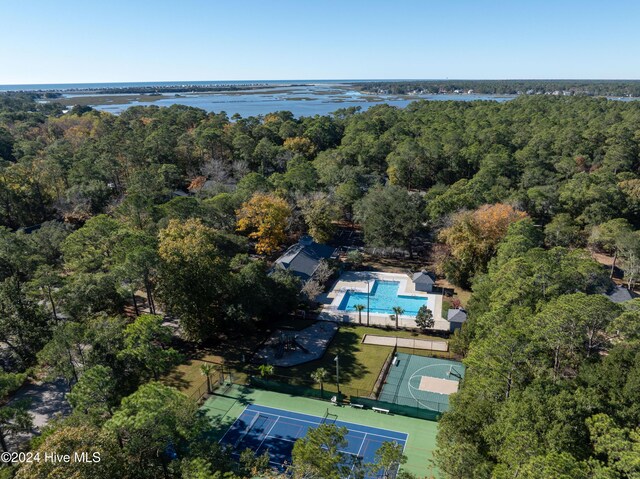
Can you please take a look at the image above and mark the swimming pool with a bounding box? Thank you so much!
[337,280,428,316]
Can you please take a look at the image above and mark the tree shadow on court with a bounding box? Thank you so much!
[199,386,255,441]
[199,412,236,443]
[230,385,255,407]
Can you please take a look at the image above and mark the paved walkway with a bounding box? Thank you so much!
[7,379,71,450]
[318,309,450,331]
[362,334,449,352]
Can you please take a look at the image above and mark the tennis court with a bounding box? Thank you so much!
[379,353,465,412]
[219,404,407,477]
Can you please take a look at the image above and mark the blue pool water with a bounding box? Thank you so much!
[338,280,427,316]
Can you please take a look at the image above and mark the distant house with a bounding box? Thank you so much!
[412,271,435,293]
[603,285,638,303]
[273,236,336,283]
[447,308,467,332]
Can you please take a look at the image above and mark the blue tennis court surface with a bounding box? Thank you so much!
[219,404,408,477]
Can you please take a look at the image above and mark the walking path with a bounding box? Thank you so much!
[7,378,71,450]
[362,334,448,352]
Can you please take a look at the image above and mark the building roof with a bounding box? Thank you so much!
[412,271,435,285]
[447,308,468,323]
[274,237,336,282]
[603,285,638,303]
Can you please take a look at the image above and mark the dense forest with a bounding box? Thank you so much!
[1,92,640,479]
[356,79,640,97]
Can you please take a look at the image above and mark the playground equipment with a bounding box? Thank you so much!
[274,332,310,359]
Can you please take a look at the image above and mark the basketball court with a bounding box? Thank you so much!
[378,353,465,412]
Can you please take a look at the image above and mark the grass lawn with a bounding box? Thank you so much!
[161,328,268,398]
[274,324,449,397]
[161,317,323,398]
[162,320,452,401]
[435,278,471,306]
[161,354,224,399]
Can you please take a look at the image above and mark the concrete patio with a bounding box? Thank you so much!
[318,271,450,331]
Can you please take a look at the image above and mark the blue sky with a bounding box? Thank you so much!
[1,0,639,85]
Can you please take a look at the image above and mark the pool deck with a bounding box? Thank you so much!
[318,271,449,331]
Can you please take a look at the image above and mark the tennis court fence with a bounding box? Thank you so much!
[350,395,445,421]
[189,366,448,421]
[189,368,223,404]
[247,372,446,421]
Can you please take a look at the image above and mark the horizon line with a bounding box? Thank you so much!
[3,78,640,88]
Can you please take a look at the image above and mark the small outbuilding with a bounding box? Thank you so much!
[447,308,467,332]
[412,270,435,293]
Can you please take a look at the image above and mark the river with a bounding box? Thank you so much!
[60,82,515,117]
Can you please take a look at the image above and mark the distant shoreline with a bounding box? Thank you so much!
[2,83,302,95]
[0,80,350,93]
[4,80,639,119]
[3,79,640,97]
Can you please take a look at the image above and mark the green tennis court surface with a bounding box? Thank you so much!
[379,353,465,412]
[201,383,439,478]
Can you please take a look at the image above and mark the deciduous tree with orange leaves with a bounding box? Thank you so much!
[438,203,528,287]
[236,193,292,255]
